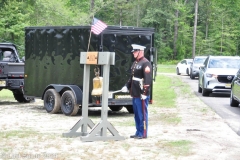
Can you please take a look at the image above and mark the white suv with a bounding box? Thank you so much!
[198,56,240,96]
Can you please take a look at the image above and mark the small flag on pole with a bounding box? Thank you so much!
[91,18,107,35]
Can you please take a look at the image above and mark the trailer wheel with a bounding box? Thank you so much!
[126,105,134,114]
[13,93,31,103]
[44,89,61,114]
[61,90,79,116]
[109,106,123,112]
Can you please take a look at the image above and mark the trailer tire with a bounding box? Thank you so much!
[109,106,123,112]
[126,105,134,114]
[61,90,78,116]
[44,89,61,114]
[13,93,31,103]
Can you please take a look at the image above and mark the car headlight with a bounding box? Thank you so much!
[193,66,199,69]
[206,73,218,78]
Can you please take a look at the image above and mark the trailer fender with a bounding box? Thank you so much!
[42,84,83,105]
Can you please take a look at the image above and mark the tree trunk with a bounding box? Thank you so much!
[90,0,94,12]
[114,0,117,25]
[205,20,208,40]
[205,0,210,40]
[173,0,179,60]
[220,15,223,54]
[90,0,95,24]
[137,3,139,27]
[192,0,198,58]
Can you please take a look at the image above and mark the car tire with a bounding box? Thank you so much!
[230,91,239,107]
[186,68,189,75]
[198,83,202,93]
[190,73,195,79]
[190,71,195,79]
[202,88,210,96]
[176,68,180,75]
[201,79,210,96]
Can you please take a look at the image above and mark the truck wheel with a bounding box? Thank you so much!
[44,89,61,114]
[13,93,31,103]
[125,105,134,114]
[109,106,123,112]
[61,90,79,116]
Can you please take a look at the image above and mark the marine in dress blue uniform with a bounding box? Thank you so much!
[121,44,152,139]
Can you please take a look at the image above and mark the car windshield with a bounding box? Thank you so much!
[208,58,240,68]
[194,58,206,64]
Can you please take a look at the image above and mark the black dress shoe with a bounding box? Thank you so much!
[130,135,137,138]
[134,136,143,139]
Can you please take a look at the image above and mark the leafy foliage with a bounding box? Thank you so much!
[0,0,30,56]
[0,0,240,62]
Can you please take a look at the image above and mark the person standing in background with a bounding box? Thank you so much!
[121,44,152,139]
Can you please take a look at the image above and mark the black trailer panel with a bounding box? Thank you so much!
[25,27,97,98]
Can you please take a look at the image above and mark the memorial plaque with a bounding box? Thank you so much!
[86,52,98,64]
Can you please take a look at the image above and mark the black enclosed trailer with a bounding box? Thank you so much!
[24,25,156,116]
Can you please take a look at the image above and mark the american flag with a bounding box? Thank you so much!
[91,18,107,35]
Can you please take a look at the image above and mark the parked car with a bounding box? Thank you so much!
[230,69,240,107]
[176,59,193,75]
[190,56,207,79]
[198,56,240,96]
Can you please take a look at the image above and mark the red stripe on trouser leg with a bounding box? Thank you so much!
[142,100,147,138]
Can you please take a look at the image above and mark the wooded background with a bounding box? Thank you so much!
[0,0,239,63]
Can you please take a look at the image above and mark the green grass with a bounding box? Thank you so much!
[157,64,176,73]
[163,140,193,156]
[153,64,193,108]
[0,129,39,139]
[152,70,180,124]
[160,113,181,124]
[153,75,177,108]
[152,64,194,125]
[0,89,14,100]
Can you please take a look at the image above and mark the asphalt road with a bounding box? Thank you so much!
[179,74,240,136]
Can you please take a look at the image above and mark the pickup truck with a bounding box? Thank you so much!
[0,43,32,102]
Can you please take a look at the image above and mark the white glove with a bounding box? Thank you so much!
[141,94,147,100]
[121,86,129,93]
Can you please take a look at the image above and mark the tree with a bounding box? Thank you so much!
[29,0,80,26]
[192,0,198,58]
[0,0,30,56]
[173,0,179,60]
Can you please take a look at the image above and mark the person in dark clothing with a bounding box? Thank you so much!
[121,44,152,139]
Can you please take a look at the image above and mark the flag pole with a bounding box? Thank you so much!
[87,30,92,52]
[87,16,94,52]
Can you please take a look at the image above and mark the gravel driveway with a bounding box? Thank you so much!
[1,74,240,160]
